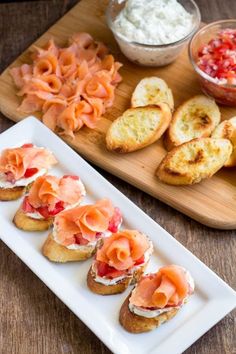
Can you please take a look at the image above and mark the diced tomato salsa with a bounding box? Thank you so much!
[96,261,125,279]
[197,29,236,85]
[108,207,122,233]
[22,197,65,219]
[24,168,38,178]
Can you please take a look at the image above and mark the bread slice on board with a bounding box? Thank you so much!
[131,77,174,111]
[119,294,178,333]
[42,233,95,262]
[165,95,221,151]
[157,138,232,185]
[212,117,236,167]
[106,103,172,153]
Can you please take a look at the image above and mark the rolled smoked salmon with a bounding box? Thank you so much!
[10,33,123,138]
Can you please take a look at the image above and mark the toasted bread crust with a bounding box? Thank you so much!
[131,77,174,111]
[87,261,148,295]
[0,186,25,201]
[157,138,233,185]
[165,95,221,151]
[119,295,179,333]
[42,233,95,262]
[106,104,172,153]
[212,117,236,167]
[13,207,53,231]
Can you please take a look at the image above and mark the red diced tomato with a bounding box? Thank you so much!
[108,207,122,233]
[21,143,33,148]
[48,201,65,216]
[37,201,64,219]
[197,29,236,84]
[74,233,89,245]
[135,255,145,266]
[96,261,125,278]
[24,168,38,178]
[63,175,79,180]
[37,206,50,219]
[22,197,35,213]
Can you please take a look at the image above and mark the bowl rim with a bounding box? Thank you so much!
[189,19,236,88]
[106,0,201,48]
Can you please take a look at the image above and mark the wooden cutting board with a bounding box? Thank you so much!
[0,0,235,229]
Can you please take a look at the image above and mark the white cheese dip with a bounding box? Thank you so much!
[114,0,193,45]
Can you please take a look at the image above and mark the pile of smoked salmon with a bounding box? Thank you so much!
[10,33,122,138]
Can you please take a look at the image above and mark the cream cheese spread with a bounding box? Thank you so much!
[114,0,193,45]
[129,268,194,318]
[0,168,47,189]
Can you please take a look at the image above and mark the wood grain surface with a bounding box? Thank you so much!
[0,1,235,354]
[0,1,236,230]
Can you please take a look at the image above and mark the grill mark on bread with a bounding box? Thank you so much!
[198,113,211,127]
[188,149,204,164]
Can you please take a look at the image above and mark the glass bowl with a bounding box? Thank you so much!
[106,0,201,67]
[189,20,236,106]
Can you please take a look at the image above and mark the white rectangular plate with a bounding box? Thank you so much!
[0,117,236,354]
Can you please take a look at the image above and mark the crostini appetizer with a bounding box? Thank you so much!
[0,143,57,201]
[165,95,221,151]
[131,77,174,111]
[13,174,86,231]
[87,230,153,295]
[119,264,194,333]
[106,103,172,153]
[42,198,122,262]
[212,116,236,167]
[157,138,232,185]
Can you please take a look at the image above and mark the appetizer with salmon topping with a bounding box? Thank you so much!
[13,174,86,231]
[87,230,153,295]
[0,143,57,201]
[42,198,122,262]
[119,264,194,333]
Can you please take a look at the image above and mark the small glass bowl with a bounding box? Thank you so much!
[106,0,201,67]
[189,20,236,106]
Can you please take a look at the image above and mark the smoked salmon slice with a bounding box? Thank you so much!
[0,144,57,181]
[129,265,193,309]
[54,199,122,246]
[26,174,86,213]
[96,230,150,271]
[10,32,123,138]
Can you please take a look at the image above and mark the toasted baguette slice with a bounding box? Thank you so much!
[0,186,25,201]
[106,103,172,153]
[119,295,178,333]
[87,261,148,295]
[42,233,95,262]
[157,138,232,185]
[131,77,174,111]
[212,117,236,167]
[13,207,53,231]
[165,95,221,151]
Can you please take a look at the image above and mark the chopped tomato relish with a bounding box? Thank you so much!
[22,197,65,219]
[24,168,38,178]
[96,261,125,279]
[108,207,122,233]
[197,29,236,85]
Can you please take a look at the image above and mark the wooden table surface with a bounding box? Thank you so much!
[0,1,235,353]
